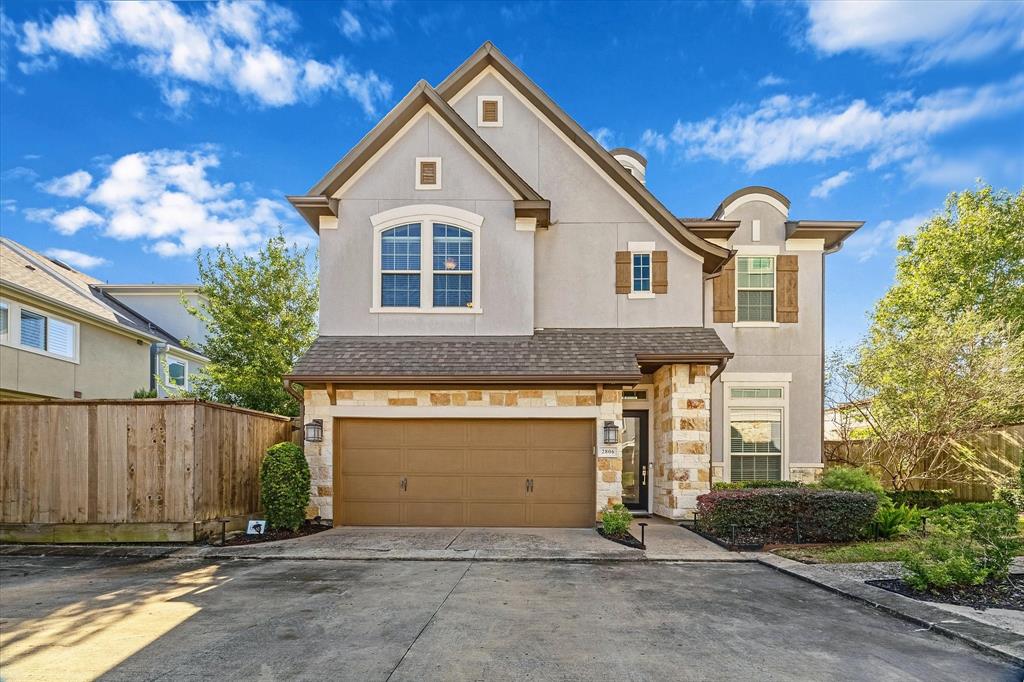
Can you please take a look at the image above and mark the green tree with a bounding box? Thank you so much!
[184,232,317,416]
[872,184,1024,334]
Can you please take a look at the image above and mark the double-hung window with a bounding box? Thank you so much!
[736,256,775,322]
[167,357,187,388]
[432,223,473,307]
[19,308,75,358]
[729,408,783,481]
[632,253,651,293]
[380,223,422,308]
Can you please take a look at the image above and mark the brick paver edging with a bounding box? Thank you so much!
[751,552,1024,668]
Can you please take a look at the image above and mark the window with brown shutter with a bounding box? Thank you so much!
[776,255,799,323]
[615,251,631,294]
[416,158,440,189]
[652,250,668,294]
[713,258,736,322]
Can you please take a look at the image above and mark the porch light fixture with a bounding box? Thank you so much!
[603,420,620,445]
[304,419,324,443]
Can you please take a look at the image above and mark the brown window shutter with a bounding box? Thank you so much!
[419,161,437,186]
[713,258,736,323]
[615,251,631,294]
[777,255,799,323]
[482,99,499,123]
[652,251,668,294]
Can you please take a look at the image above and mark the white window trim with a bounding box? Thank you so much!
[0,298,80,364]
[166,355,189,391]
[734,254,777,326]
[0,301,8,343]
[415,157,442,190]
[722,377,791,482]
[477,95,503,127]
[370,205,483,314]
[627,241,656,299]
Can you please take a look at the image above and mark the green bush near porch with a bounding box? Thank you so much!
[712,480,802,490]
[696,488,878,545]
[260,442,311,532]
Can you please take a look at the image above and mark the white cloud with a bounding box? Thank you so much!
[30,147,298,256]
[338,10,363,40]
[663,75,1024,171]
[39,170,93,197]
[901,150,1024,188]
[810,169,853,198]
[13,1,392,114]
[805,0,1024,70]
[2,199,17,213]
[589,127,615,149]
[845,212,932,262]
[757,73,787,87]
[44,248,109,270]
[640,129,668,154]
[25,205,105,235]
[337,3,394,42]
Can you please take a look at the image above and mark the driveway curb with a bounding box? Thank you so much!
[0,543,752,563]
[751,552,1024,667]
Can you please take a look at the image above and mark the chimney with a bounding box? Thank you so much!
[609,148,647,185]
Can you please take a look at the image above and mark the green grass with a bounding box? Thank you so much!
[773,539,916,564]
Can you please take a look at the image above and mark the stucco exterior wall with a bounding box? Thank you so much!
[704,197,825,476]
[321,112,535,336]
[105,292,209,347]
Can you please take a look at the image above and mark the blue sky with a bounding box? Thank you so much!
[1,1,1022,349]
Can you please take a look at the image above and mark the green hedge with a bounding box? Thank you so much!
[887,489,955,509]
[259,442,311,532]
[712,480,802,490]
[696,488,878,545]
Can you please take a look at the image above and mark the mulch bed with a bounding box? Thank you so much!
[866,575,1024,611]
[596,528,645,550]
[221,522,331,546]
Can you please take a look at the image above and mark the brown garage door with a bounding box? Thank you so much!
[334,418,595,527]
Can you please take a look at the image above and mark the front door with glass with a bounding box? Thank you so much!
[621,410,649,511]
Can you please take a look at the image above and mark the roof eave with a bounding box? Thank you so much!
[287,195,335,232]
[282,372,644,385]
[786,220,866,251]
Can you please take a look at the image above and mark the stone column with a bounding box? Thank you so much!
[595,388,624,515]
[303,389,334,520]
[652,364,712,518]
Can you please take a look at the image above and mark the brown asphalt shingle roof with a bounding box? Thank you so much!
[289,327,731,382]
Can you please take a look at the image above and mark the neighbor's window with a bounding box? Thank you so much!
[168,358,187,387]
[736,256,775,322]
[730,408,782,481]
[432,223,473,307]
[632,253,651,293]
[381,223,422,307]
[0,302,8,338]
[19,308,75,358]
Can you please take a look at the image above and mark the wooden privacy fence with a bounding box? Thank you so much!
[0,399,294,543]
[825,423,1024,501]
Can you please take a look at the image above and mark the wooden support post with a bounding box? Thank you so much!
[596,383,604,406]
[326,382,336,405]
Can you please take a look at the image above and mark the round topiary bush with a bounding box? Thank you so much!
[259,442,311,532]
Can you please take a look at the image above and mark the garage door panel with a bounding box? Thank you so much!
[343,448,402,474]
[468,449,528,474]
[342,420,403,447]
[530,450,593,474]
[468,421,529,447]
[404,421,467,447]
[343,475,402,500]
[531,476,592,502]
[468,476,528,500]
[404,475,463,500]
[342,502,401,525]
[530,421,592,449]
[532,503,594,528]
[407,448,464,473]
[405,502,463,526]
[468,502,527,526]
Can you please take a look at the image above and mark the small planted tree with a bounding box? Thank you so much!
[260,442,311,532]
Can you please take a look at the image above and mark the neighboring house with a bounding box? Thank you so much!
[824,401,874,441]
[0,238,207,399]
[285,43,863,527]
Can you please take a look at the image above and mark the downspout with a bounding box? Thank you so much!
[707,357,730,489]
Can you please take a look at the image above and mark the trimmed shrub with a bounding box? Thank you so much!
[904,501,1020,590]
[712,480,802,490]
[696,488,878,545]
[821,467,890,505]
[887,489,954,509]
[870,504,922,539]
[601,504,633,536]
[259,442,311,532]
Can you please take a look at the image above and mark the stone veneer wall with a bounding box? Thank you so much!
[301,387,624,521]
[652,364,713,518]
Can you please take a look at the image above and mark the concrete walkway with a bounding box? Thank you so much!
[0,519,737,562]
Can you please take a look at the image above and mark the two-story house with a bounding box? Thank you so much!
[285,43,862,527]
[0,238,207,400]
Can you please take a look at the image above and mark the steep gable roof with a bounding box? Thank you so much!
[435,42,733,274]
[288,80,549,232]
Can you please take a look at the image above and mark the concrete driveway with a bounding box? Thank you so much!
[0,556,1018,681]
